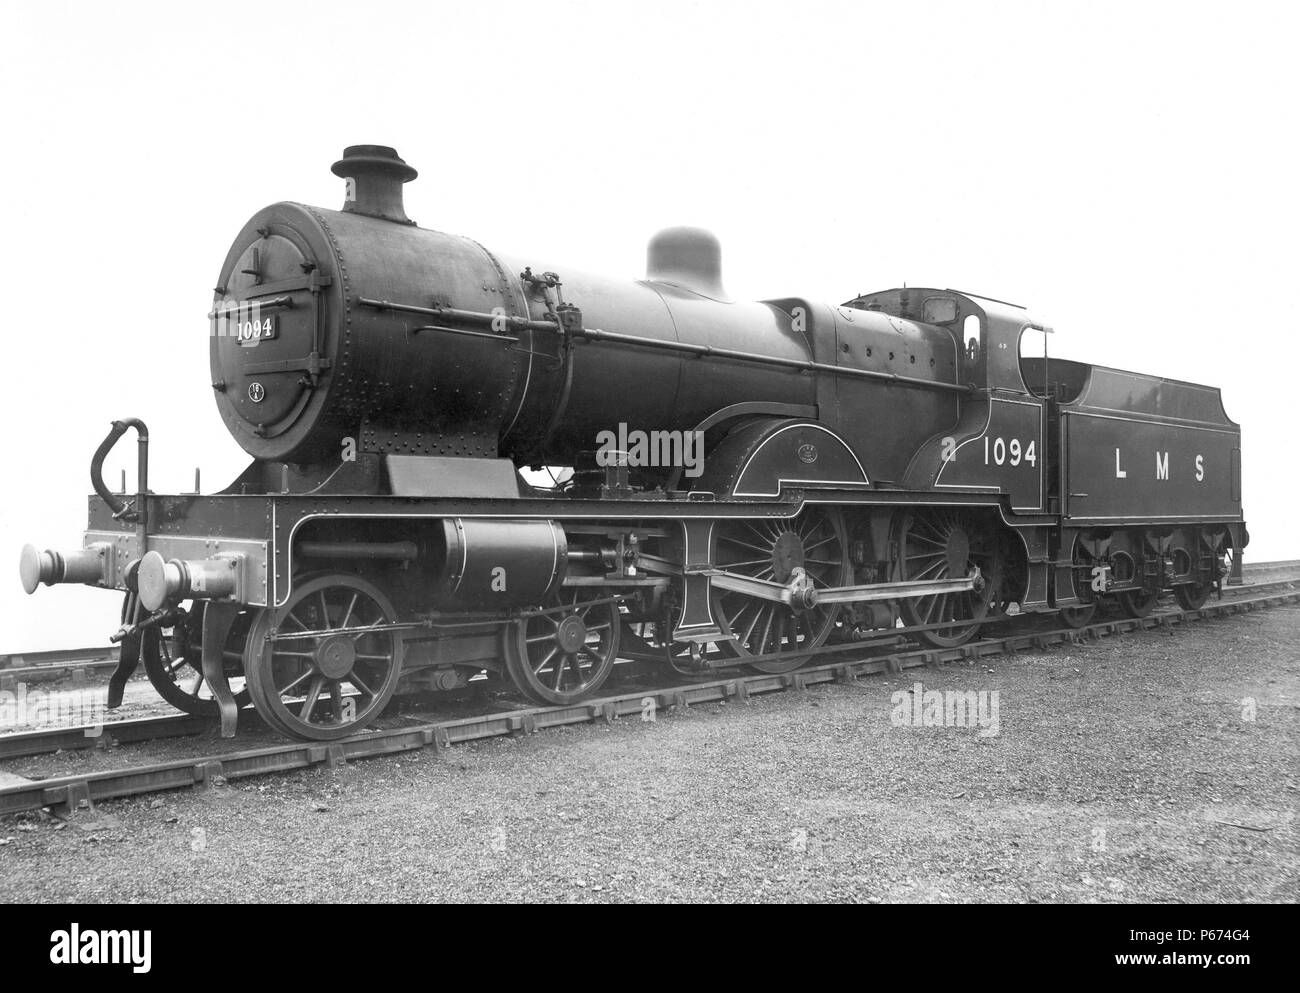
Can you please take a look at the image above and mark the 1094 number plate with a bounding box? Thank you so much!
[235,315,278,344]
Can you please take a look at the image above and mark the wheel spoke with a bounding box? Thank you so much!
[804,535,840,554]
[348,669,376,697]
[757,607,774,653]
[279,667,313,696]
[907,550,946,562]
[909,533,947,548]
[729,598,755,626]
[330,681,343,721]
[739,605,761,648]
[299,677,325,720]
[723,556,771,569]
[724,536,772,556]
[913,558,947,580]
[533,646,559,676]
[338,593,359,630]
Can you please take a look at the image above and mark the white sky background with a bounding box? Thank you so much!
[0,0,1295,651]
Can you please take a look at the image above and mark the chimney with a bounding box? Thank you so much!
[331,145,417,225]
[646,226,729,300]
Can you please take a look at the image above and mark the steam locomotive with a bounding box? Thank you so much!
[19,145,1248,741]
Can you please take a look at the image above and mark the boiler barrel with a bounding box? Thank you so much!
[211,203,814,465]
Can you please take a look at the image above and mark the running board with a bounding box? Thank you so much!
[704,567,982,609]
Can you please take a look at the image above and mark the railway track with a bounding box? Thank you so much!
[2,571,1293,764]
[1,574,1297,818]
[0,647,118,688]
[2,562,1289,689]
[0,564,1286,688]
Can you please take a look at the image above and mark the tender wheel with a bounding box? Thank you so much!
[1059,604,1097,628]
[898,510,1003,648]
[1117,588,1158,618]
[1174,583,1212,610]
[504,591,621,706]
[1222,541,1240,584]
[1174,531,1224,610]
[1107,549,1158,618]
[245,574,405,740]
[1059,536,1098,628]
[141,601,252,715]
[711,508,850,674]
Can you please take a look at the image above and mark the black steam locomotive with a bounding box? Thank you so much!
[19,146,1247,740]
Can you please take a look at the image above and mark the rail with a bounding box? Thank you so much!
[1,581,1296,817]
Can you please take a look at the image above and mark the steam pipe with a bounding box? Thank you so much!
[298,541,419,561]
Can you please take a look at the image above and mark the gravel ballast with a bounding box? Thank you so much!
[1,605,1296,903]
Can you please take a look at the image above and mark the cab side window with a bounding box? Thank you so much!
[964,314,981,369]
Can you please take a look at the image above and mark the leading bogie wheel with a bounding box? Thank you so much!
[141,600,253,715]
[504,591,621,706]
[245,573,405,740]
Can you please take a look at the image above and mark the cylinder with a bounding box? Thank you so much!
[436,519,566,606]
[19,544,104,594]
